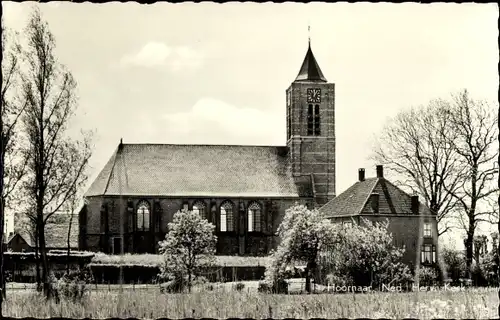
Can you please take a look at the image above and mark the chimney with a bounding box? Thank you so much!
[358,168,365,182]
[376,165,384,178]
[371,193,380,213]
[411,195,419,214]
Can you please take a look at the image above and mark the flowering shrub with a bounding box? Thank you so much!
[158,210,217,292]
[264,204,338,293]
[322,218,412,289]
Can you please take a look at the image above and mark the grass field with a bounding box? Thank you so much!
[2,286,497,318]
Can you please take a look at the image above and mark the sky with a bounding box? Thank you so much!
[2,2,499,245]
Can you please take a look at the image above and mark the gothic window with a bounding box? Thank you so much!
[220,201,234,232]
[137,200,150,231]
[193,201,206,220]
[421,244,436,264]
[423,222,432,237]
[248,202,262,232]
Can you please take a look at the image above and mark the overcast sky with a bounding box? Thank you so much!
[2,2,498,244]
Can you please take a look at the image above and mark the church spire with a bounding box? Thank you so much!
[294,27,327,83]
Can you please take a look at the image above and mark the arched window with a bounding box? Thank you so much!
[192,201,206,220]
[137,200,150,231]
[248,202,261,232]
[220,201,234,232]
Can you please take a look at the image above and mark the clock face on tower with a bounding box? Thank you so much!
[307,88,321,103]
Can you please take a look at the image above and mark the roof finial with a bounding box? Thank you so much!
[308,22,311,46]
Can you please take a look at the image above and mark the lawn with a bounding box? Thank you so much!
[90,252,270,267]
[2,285,497,318]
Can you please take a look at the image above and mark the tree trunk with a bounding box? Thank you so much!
[465,226,474,280]
[38,218,51,298]
[0,181,5,315]
[34,227,41,291]
[67,211,74,275]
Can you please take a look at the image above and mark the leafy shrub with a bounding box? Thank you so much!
[51,267,94,303]
[441,247,466,284]
[416,266,438,286]
[160,275,186,293]
[257,279,288,294]
[234,282,245,291]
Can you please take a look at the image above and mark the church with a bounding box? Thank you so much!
[79,41,438,264]
[79,42,336,255]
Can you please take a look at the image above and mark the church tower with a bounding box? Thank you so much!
[286,41,336,206]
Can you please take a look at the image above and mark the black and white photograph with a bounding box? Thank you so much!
[0,1,498,318]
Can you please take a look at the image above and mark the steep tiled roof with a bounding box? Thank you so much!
[45,213,79,249]
[85,143,310,198]
[319,178,378,216]
[295,44,327,82]
[319,176,434,217]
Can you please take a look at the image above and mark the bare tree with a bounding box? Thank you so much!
[443,89,498,279]
[1,19,28,309]
[19,8,92,298]
[373,99,463,236]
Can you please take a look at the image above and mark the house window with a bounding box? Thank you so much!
[423,222,432,237]
[137,200,150,231]
[248,202,261,232]
[193,201,206,220]
[343,221,352,227]
[220,201,234,232]
[421,244,436,264]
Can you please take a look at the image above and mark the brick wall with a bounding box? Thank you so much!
[82,196,308,255]
[358,214,439,268]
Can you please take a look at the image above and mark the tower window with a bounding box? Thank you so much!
[307,104,314,135]
[307,104,321,136]
[314,105,321,135]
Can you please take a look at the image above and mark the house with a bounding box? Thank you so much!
[80,41,337,255]
[4,232,34,253]
[319,165,439,269]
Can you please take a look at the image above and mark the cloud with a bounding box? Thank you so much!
[159,98,284,145]
[120,42,203,71]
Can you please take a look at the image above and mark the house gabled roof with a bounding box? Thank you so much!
[319,174,434,217]
[85,143,312,198]
[295,43,327,83]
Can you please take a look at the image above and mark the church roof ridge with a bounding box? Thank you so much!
[119,142,288,148]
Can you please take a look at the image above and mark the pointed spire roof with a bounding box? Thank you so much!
[295,43,327,83]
